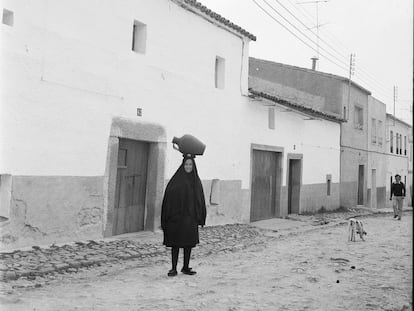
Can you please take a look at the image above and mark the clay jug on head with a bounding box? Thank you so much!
[172,134,206,156]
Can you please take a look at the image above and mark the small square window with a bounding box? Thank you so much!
[2,8,13,26]
[215,56,225,89]
[268,107,275,129]
[132,20,147,53]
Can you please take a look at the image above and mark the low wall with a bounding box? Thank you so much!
[340,181,358,208]
[0,176,251,250]
[1,176,104,250]
[1,175,346,250]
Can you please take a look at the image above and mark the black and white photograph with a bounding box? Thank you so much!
[0,0,412,310]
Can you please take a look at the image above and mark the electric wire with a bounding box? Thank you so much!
[254,0,394,99]
[273,0,395,103]
[262,0,350,69]
[283,0,398,96]
[252,0,349,73]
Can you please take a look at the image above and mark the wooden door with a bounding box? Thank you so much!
[357,165,364,205]
[250,150,280,221]
[113,139,149,235]
[288,159,301,214]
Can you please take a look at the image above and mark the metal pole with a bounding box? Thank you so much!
[316,2,319,60]
[347,54,354,121]
[393,86,397,126]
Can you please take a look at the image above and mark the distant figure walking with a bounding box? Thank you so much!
[390,174,406,220]
[161,155,206,277]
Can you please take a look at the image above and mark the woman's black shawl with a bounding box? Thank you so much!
[161,157,206,247]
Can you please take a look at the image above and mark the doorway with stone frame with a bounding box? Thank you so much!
[103,117,167,237]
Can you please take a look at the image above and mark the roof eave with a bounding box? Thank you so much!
[249,89,346,123]
[173,0,256,41]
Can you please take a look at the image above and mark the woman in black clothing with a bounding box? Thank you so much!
[161,155,206,277]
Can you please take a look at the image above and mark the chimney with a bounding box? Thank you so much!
[311,57,318,70]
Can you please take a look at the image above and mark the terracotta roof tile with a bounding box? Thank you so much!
[249,89,346,123]
[179,0,256,41]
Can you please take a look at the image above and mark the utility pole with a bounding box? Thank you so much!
[297,0,330,69]
[347,53,356,120]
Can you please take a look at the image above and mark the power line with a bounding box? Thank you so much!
[254,0,405,106]
[284,0,396,93]
[252,0,350,74]
[262,0,350,69]
[274,0,350,61]
[272,0,394,100]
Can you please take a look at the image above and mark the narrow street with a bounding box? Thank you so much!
[1,213,411,311]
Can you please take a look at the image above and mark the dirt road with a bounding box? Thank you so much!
[1,214,412,311]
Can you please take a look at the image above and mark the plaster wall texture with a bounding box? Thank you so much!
[0,0,341,188]
[385,116,412,207]
[0,0,256,245]
[0,0,341,247]
[0,0,251,182]
[365,97,387,208]
[244,98,341,186]
[1,176,104,249]
[248,76,326,111]
[248,57,370,210]
[339,85,370,151]
[339,148,368,208]
[249,58,343,116]
[299,183,340,213]
[384,116,413,209]
[367,97,387,155]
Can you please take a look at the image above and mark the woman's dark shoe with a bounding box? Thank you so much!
[168,269,177,277]
[181,267,196,275]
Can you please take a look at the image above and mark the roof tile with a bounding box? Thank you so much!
[178,0,256,41]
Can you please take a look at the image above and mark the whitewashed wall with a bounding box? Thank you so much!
[385,116,412,206]
[0,0,340,191]
[241,100,341,187]
[0,0,250,180]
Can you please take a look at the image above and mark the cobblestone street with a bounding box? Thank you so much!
[0,209,412,310]
[0,207,383,285]
[0,224,265,287]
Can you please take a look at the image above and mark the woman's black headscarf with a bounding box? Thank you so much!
[161,155,207,231]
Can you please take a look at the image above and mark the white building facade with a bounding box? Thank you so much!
[366,96,387,209]
[385,114,412,207]
[1,0,341,249]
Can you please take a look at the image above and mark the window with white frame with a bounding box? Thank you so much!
[404,136,407,155]
[354,106,363,129]
[390,130,394,153]
[371,118,376,144]
[377,120,383,145]
[399,134,402,154]
[396,133,400,154]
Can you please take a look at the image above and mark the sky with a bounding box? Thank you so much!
[200,0,413,125]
